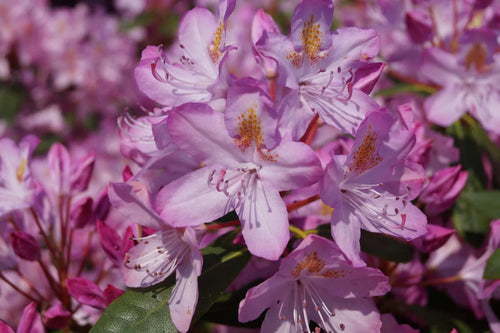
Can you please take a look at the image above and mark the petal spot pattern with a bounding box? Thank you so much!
[292,251,347,279]
[209,20,224,64]
[465,43,488,72]
[301,15,323,62]
[234,105,278,162]
[346,125,382,176]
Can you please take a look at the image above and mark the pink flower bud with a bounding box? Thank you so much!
[420,166,468,216]
[70,152,95,193]
[70,197,94,228]
[94,188,111,221]
[97,220,123,266]
[66,277,106,310]
[17,302,44,333]
[0,321,15,333]
[103,284,125,305]
[405,10,433,43]
[48,143,72,195]
[10,231,40,261]
[44,303,71,330]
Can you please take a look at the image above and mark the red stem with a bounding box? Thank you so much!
[0,272,41,303]
[30,207,59,261]
[205,220,240,231]
[287,194,321,212]
[300,113,320,145]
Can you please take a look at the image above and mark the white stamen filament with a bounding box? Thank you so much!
[124,230,189,279]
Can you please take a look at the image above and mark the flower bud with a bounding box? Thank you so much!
[10,231,40,261]
[44,302,71,330]
[66,277,106,310]
[405,10,433,43]
[70,197,94,228]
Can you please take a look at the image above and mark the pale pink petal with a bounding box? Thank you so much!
[108,181,163,229]
[314,87,379,136]
[238,275,291,323]
[330,205,364,267]
[167,103,243,166]
[311,296,382,333]
[237,180,289,260]
[169,260,199,333]
[421,47,464,85]
[259,141,322,191]
[177,7,218,76]
[276,91,316,140]
[327,27,380,68]
[156,167,230,227]
[424,87,469,127]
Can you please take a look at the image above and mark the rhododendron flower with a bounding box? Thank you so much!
[135,0,235,107]
[109,180,202,333]
[320,108,427,266]
[422,28,500,134]
[238,234,390,332]
[259,0,381,139]
[156,80,322,260]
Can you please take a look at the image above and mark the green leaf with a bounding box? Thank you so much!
[0,83,25,123]
[484,248,500,279]
[452,190,500,246]
[91,244,250,333]
[90,277,177,333]
[374,82,436,97]
[359,230,415,263]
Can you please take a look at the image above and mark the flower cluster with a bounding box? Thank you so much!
[0,0,139,138]
[0,0,500,332]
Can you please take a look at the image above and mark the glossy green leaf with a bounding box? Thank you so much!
[453,190,500,246]
[359,230,415,263]
[89,278,177,333]
[484,248,500,279]
[0,83,25,123]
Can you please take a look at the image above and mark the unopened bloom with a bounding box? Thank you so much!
[238,234,390,332]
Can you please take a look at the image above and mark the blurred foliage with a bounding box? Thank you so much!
[0,82,25,124]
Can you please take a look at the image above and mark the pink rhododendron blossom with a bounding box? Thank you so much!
[156,81,322,260]
[422,28,500,134]
[320,108,427,266]
[135,0,235,107]
[238,234,390,332]
[109,180,203,333]
[259,0,381,139]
